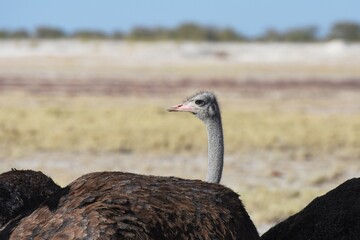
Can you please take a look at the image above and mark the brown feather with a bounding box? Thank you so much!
[5,172,259,240]
[0,169,60,229]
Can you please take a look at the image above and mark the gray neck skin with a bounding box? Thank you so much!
[204,114,224,184]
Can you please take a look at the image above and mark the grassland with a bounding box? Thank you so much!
[1,93,360,158]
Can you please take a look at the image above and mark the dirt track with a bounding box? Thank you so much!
[1,76,360,95]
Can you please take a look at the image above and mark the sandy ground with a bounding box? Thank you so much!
[0,40,360,81]
[4,151,358,189]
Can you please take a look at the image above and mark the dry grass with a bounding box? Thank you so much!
[242,187,324,232]
[0,93,360,159]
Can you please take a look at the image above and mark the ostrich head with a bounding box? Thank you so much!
[167,91,224,183]
[167,91,220,122]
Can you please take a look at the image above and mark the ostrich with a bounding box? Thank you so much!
[261,177,360,240]
[2,92,260,240]
[0,169,61,229]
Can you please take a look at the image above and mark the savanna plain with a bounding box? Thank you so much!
[0,40,360,233]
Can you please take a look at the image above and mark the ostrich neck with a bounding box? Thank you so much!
[204,115,224,184]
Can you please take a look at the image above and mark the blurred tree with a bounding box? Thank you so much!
[0,30,11,38]
[258,27,318,42]
[173,23,208,41]
[36,26,66,38]
[257,28,283,41]
[283,26,318,42]
[127,27,156,40]
[10,29,30,39]
[3,22,360,42]
[127,27,172,41]
[151,27,171,40]
[217,28,246,41]
[112,31,124,39]
[327,21,360,41]
[204,27,218,41]
[72,30,107,39]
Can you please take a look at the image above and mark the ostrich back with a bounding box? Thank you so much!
[262,178,360,240]
[5,172,259,240]
[0,170,61,229]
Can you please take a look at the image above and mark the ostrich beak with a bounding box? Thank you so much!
[167,103,195,113]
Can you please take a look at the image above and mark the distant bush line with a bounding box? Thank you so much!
[1,21,360,42]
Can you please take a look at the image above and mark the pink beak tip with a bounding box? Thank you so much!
[167,104,183,112]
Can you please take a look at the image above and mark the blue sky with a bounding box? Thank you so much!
[1,0,359,36]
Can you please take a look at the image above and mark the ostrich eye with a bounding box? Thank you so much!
[195,100,205,106]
